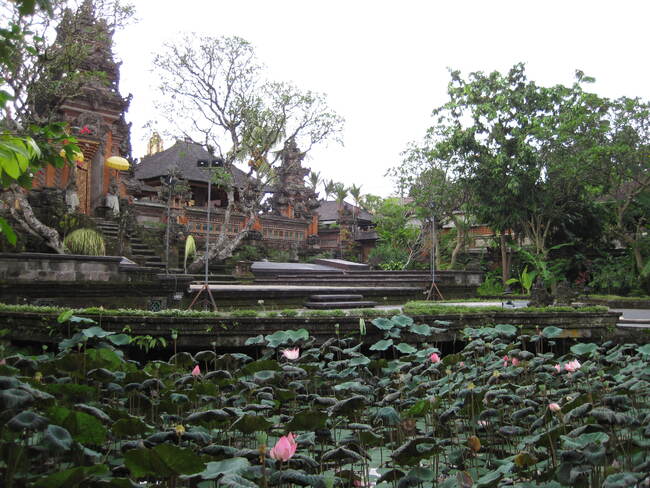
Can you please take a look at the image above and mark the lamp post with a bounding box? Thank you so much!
[164,175,177,274]
[188,157,223,311]
[427,202,444,300]
[430,207,435,285]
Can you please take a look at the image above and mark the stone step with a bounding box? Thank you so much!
[130,244,152,251]
[141,255,162,263]
[308,294,365,302]
[304,301,377,309]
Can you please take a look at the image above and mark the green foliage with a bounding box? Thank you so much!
[506,265,537,295]
[477,271,504,296]
[63,228,106,256]
[588,255,640,296]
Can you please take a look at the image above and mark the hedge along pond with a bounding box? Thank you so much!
[1,312,649,487]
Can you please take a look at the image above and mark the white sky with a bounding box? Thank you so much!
[114,0,650,198]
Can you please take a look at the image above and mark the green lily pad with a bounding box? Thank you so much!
[42,424,73,451]
[125,444,205,479]
[370,339,393,351]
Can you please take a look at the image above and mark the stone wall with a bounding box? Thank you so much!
[0,252,138,282]
[3,308,621,350]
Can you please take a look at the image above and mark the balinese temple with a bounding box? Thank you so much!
[30,1,131,214]
[23,1,376,261]
[132,137,320,251]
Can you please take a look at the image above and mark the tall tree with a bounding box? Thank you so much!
[348,183,362,236]
[407,64,606,282]
[597,97,650,274]
[152,35,343,270]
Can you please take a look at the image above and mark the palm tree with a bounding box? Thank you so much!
[333,183,348,258]
[308,170,321,191]
[323,179,336,201]
[348,184,362,238]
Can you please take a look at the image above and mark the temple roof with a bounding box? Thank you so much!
[315,200,373,223]
[134,140,250,187]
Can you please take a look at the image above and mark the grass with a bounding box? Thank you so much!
[0,301,609,321]
[586,294,650,301]
[403,300,608,315]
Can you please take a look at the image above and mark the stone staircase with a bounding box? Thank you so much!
[93,218,166,269]
[304,293,376,309]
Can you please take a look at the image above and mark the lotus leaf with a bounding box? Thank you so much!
[231,413,273,434]
[252,370,277,383]
[371,317,393,331]
[48,406,107,445]
[201,444,239,458]
[42,424,73,451]
[125,444,205,479]
[0,387,33,409]
[87,367,117,383]
[329,395,366,417]
[391,315,414,327]
[348,355,370,367]
[391,437,439,466]
[405,322,431,337]
[269,470,327,487]
[541,326,564,338]
[195,350,217,363]
[240,359,281,376]
[570,342,599,356]
[321,446,364,464]
[112,417,150,437]
[8,410,49,430]
[169,351,195,368]
[602,472,644,488]
[395,343,417,354]
[81,326,113,338]
[245,335,265,346]
[286,409,328,431]
[374,406,401,426]
[85,348,124,371]
[215,474,258,487]
[370,339,393,351]
[32,464,109,488]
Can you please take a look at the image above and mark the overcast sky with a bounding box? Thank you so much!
[113,0,650,199]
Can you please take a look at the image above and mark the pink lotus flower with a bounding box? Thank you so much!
[269,433,297,461]
[429,352,441,363]
[282,348,300,360]
[548,403,561,413]
[564,359,581,373]
[459,361,465,367]
[191,365,201,377]
[503,356,520,367]
[554,363,562,373]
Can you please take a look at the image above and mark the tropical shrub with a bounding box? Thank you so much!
[62,228,105,256]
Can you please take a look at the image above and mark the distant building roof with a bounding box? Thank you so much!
[315,200,373,223]
[134,140,250,187]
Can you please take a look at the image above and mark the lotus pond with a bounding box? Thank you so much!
[1,313,650,488]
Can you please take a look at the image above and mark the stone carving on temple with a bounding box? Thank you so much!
[269,138,320,220]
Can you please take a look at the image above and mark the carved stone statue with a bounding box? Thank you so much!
[106,179,120,215]
[268,139,319,219]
